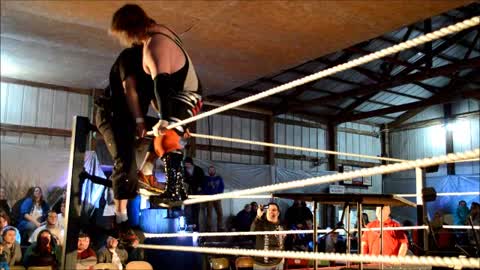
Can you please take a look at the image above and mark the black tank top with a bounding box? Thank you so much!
[147,27,201,94]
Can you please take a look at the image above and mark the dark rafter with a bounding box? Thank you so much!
[386,26,414,75]
[424,18,433,69]
[284,57,479,113]
[382,89,426,101]
[335,89,479,124]
[389,70,480,128]
[395,26,477,77]
[378,36,460,63]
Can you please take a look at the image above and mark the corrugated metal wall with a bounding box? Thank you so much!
[338,122,382,193]
[195,114,265,164]
[389,99,479,178]
[0,81,91,148]
[274,114,327,172]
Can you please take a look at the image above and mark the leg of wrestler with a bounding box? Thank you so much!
[95,105,137,224]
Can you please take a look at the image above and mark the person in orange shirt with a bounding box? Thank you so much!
[361,206,408,256]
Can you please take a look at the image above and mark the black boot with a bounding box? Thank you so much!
[150,152,188,208]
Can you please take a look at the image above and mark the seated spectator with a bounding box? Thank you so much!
[455,200,470,225]
[325,231,347,253]
[0,211,21,244]
[57,201,65,230]
[76,232,97,270]
[467,202,480,245]
[285,220,313,252]
[23,229,61,270]
[249,202,258,224]
[97,236,128,269]
[361,206,408,256]
[0,242,8,270]
[235,204,253,232]
[284,200,313,230]
[17,186,50,243]
[118,229,143,262]
[29,211,64,245]
[2,226,22,266]
[0,187,10,217]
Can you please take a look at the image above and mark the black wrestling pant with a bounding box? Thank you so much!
[95,98,138,200]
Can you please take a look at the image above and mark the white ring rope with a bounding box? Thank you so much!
[165,16,479,130]
[443,225,480,230]
[182,149,479,205]
[144,229,330,239]
[190,132,406,163]
[396,192,480,198]
[141,191,479,200]
[136,244,480,268]
[144,226,432,239]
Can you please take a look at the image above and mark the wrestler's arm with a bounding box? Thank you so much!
[144,36,175,136]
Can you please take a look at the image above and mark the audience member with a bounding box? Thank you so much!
[285,219,313,252]
[235,204,253,232]
[204,165,224,232]
[455,200,470,225]
[97,236,128,269]
[0,188,10,217]
[17,186,50,243]
[76,232,97,270]
[23,229,61,270]
[2,227,22,266]
[284,200,313,229]
[250,202,258,224]
[467,202,480,245]
[118,229,143,262]
[251,202,285,270]
[57,201,66,230]
[361,206,408,256]
[0,211,21,244]
[29,211,64,245]
[183,157,205,231]
[361,213,370,228]
[0,242,8,270]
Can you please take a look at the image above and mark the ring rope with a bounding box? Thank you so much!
[396,192,480,198]
[190,132,406,162]
[140,191,479,200]
[182,149,479,205]
[443,225,480,230]
[144,226,432,239]
[143,224,480,239]
[165,16,479,130]
[136,244,480,268]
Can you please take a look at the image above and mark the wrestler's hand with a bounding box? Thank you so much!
[183,128,191,139]
[136,122,146,138]
[153,120,169,137]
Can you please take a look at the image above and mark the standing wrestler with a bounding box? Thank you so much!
[110,4,203,207]
[95,44,159,225]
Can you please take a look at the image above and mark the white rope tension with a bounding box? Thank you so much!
[144,226,432,239]
[136,244,480,268]
[166,16,479,130]
[396,192,480,198]
[183,149,479,205]
[443,225,480,230]
[190,133,406,162]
